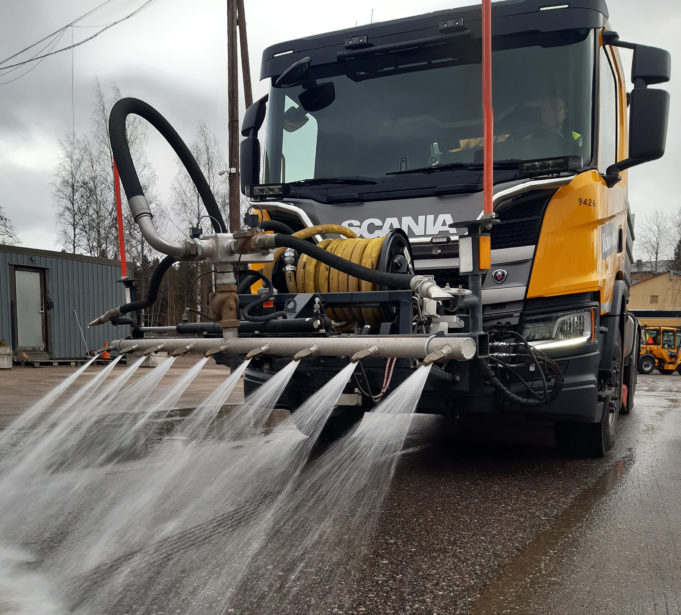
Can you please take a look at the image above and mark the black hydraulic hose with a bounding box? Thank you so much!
[120,255,176,315]
[111,316,142,337]
[478,353,563,407]
[241,269,288,322]
[272,234,414,290]
[237,272,260,294]
[259,220,294,234]
[177,318,324,336]
[109,97,227,234]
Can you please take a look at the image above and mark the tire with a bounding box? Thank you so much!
[556,329,622,458]
[621,326,639,415]
[660,368,676,375]
[555,408,611,458]
[638,355,656,375]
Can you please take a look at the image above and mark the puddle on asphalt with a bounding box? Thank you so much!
[468,451,636,615]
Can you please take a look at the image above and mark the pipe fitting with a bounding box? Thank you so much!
[205,343,231,357]
[128,195,152,222]
[143,344,165,356]
[171,343,194,357]
[423,344,455,366]
[350,344,379,363]
[233,228,265,254]
[88,306,123,327]
[215,264,237,286]
[410,275,454,301]
[137,216,196,260]
[255,233,277,251]
[293,344,319,361]
[246,344,270,359]
[210,284,240,330]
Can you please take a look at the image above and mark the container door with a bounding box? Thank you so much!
[13,267,46,352]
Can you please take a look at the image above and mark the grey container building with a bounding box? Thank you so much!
[0,244,127,361]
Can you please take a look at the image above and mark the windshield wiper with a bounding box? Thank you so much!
[387,160,523,176]
[285,176,378,186]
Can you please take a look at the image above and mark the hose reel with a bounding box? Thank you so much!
[266,226,414,331]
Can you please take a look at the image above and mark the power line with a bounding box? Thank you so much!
[0,27,67,79]
[0,0,114,66]
[0,0,155,73]
[0,30,67,86]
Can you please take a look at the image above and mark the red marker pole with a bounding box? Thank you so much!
[482,0,494,217]
[113,162,131,302]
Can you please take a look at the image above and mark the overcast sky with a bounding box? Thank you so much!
[0,0,679,252]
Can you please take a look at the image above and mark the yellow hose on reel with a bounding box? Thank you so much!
[257,222,398,331]
[291,234,388,331]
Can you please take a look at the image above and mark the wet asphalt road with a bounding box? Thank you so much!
[1,365,680,614]
[348,373,681,615]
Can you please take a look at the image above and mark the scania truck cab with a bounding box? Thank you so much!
[232,0,671,456]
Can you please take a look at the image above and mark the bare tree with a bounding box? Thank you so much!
[636,208,673,273]
[54,135,87,253]
[91,80,161,266]
[0,204,20,245]
[171,122,228,236]
[54,79,160,265]
[78,138,117,258]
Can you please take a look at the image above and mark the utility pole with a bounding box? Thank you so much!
[236,0,253,108]
[227,0,240,232]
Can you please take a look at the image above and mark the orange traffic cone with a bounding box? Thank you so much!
[102,341,111,360]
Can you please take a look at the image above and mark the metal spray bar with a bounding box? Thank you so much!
[111,335,477,362]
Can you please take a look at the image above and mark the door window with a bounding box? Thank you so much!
[15,269,44,349]
[599,49,618,172]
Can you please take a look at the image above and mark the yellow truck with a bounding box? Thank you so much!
[100,0,670,457]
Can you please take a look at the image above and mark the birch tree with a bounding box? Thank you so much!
[171,122,228,236]
[636,208,672,273]
[0,204,20,245]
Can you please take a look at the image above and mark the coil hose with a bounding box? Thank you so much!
[480,330,564,407]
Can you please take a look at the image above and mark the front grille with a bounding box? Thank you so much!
[430,269,469,290]
[491,190,554,249]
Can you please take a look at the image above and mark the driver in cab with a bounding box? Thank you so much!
[524,96,583,157]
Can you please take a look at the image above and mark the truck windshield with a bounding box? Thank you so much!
[264,29,594,189]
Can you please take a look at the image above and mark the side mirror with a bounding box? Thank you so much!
[632,45,671,86]
[603,40,670,184]
[240,95,268,194]
[240,137,260,195]
[241,94,268,138]
[628,87,669,163]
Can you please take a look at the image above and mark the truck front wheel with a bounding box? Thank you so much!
[555,401,616,458]
[555,330,622,458]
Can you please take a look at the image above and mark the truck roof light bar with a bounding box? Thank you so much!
[251,184,285,200]
[520,156,582,176]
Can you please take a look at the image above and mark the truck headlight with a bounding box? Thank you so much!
[521,308,595,350]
